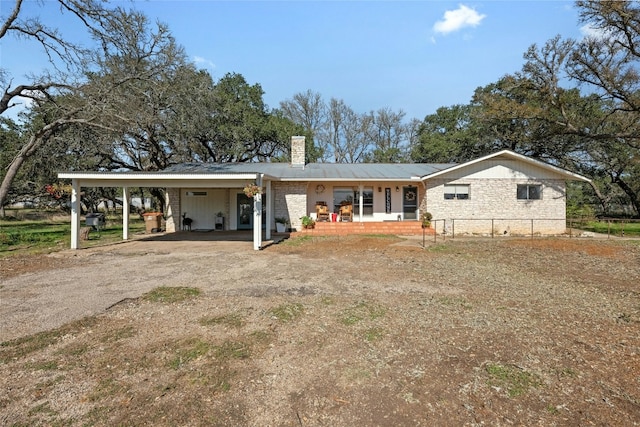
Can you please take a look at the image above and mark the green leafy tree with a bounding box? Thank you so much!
[411,104,488,163]
[464,1,640,216]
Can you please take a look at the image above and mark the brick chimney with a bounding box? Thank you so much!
[291,136,305,168]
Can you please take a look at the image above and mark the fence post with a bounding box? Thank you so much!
[531,219,534,239]
[491,219,494,238]
[569,218,572,238]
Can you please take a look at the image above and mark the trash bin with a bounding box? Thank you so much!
[85,213,105,230]
[142,212,163,233]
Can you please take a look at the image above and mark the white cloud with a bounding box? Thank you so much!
[1,96,33,123]
[433,4,486,35]
[193,56,216,70]
[580,23,610,40]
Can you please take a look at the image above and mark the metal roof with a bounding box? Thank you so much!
[58,151,590,183]
[161,162,456,181]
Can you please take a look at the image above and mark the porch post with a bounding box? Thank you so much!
[358,183,363,222]
[70,179,80,249]
[253,174,263,250]
[265,180,272,240]
[122,187,130,240]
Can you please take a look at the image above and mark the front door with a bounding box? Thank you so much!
[402,186,418,220]
[237,193,252,230]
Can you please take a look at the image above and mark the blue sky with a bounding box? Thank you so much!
[2,1,588,121]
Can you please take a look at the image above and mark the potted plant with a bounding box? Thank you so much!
[215,211,224,230]
[301,215,316,229]
[275,217,288,233]
[243,183,262,198]
[421,211,433,228]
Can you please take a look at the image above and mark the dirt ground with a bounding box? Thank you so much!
[1,234,639,426]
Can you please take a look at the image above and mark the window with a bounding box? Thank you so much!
[354,188,374,216]
[444,184,469,200]
[517,184,542,200]
[333,187,374,215]
[333,188,354,212]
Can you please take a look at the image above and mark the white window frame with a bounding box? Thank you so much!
[355,187,374,216]
[444,184,470,200]
[517,184,542,200]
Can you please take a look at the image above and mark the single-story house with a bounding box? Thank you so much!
[59,136,591,250]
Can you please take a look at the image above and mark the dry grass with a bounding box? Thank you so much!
[1,236,639,426]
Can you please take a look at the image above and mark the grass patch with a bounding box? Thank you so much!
[142,286,201,303]
[169,338,211,369]
[214,340,251,361]
[320,296,335,305]
[89,377,130,402]
[435,295,472,309]
[0,220,69,252]
[573,219,640,237]
[25,360,59,371]
[340,300,386,326]
[0,214,146,255]
[199,313,245,328]
[56,342,91,358]
[248,330,273,346]
[280,235,315,246]
[268,302,304,322]
[485,363,542,397]
[100,325,137,343]
[361,233,400,239]
[0,316,99,364]
[28,401,57,417]
[364,327,385,342]
[427,243,456,253]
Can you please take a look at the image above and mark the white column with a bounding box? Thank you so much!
[253,174,263,250]
[122,187,130,240]
[358,183,364,222]
[265,180,272,240]
[70,179,80,249]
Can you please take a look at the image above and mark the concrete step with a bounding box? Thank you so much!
[292,221,434,236]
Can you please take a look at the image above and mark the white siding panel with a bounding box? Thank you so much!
[442,160,568,180]
[181,189,227,230]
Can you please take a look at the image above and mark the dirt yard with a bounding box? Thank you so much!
[1,234,639,426]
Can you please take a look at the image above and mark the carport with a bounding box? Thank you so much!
[57,171,273,251]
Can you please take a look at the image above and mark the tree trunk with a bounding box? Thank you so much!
[0,147,30,215]
[587,181,610,215]
[613,176,640,217]
[0,120,62,211]
[0,116,82,214]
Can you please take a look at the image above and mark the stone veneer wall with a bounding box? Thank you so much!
[273,182,307,231]
[291,136,305,168]
[424,178,567,235]
[164,188,180,232]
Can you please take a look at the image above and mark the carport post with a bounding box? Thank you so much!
[253,174,263,250]
[265,180,272,241]
[70,179,81,249]
[122,187,130,240]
